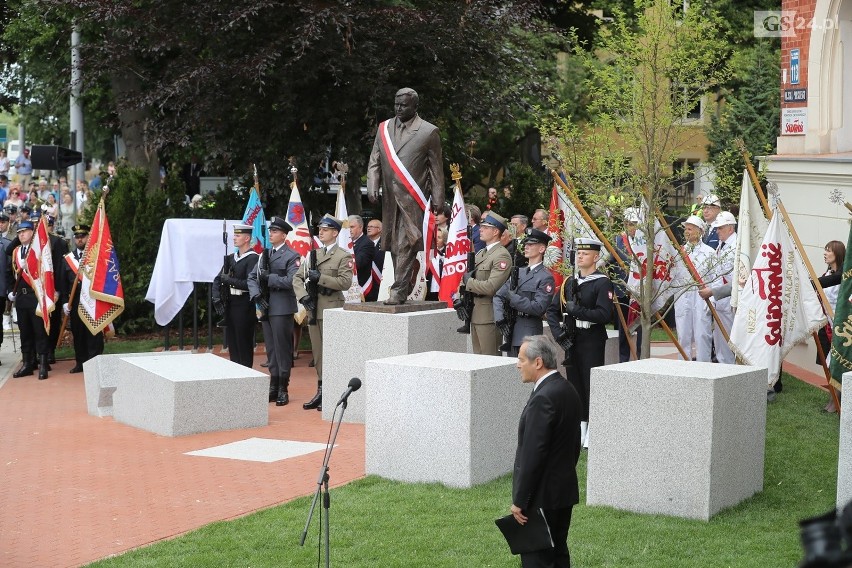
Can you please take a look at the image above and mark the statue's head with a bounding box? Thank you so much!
[394,88,419,122]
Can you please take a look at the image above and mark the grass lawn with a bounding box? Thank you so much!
[85,373,840,568]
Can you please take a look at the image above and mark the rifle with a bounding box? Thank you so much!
[555,237,577,368]
[214,219,231,326]
[498,235,525,352]
[453,225,475,333]
[305,223,319,325]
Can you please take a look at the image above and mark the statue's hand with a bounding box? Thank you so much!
[367,187,378,204]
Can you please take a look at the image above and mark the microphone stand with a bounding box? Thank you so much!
[300,394,349,567]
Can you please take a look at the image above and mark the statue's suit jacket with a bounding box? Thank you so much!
[367,115,444,256]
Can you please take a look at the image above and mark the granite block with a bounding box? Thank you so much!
[322,308,468,423]
[839,373,852,509]
[83,351,192,417]
[586,359,766,520]
[112,353,269,436]
[605,329,620,365]
[365,351,528,488]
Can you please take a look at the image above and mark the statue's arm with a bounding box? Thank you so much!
[427,128,445,210]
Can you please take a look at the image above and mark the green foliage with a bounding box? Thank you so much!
[79,165,190,334]
[500,162,550,219]
[540,1,731,357]
[706,41,781,203]
[84,375,838,567]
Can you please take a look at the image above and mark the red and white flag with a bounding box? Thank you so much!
[422,198,439,286]
[78,198,125,334]
[625,220,679,314]
[334,189,362,303]
[22,217,56,332]
[730,211,826,385]
[732,170,770,309]
[284,182,317,259]
[546,180,597,287]
[438,186,470,307]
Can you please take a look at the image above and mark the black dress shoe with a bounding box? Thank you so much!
[276,392,289,406]
[70,364,84,373]
[38,355,49,380]
[303,388,322,410]
[13,363,34,378]
[457,323,470,334]
[49,353,56,364]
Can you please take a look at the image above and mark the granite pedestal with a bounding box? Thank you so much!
[365,351,528,488]
[322,307,467,423]
[112,353,269,436]
[839,373,852,509]
[586,359,766,520]
[83,351,192,417]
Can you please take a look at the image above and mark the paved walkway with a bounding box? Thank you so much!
[0,337,364,568]
[0,335,830,568]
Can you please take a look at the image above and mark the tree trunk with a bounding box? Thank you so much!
[110,69,160,192]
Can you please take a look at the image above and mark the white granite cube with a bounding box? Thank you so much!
[586,359,767,521]
[322,308,468,423]
[83,351,192,417]
[365,351,529,488]
[839,373,852,509]
[112,353,269,436]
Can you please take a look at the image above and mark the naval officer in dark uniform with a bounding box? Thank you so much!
[494,228,555,357]
[214,224,259,369]
[248,217,301,406]
[546,237,613,449]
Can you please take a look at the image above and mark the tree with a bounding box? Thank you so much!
[706,40,780,200]
[540,0,730,358]
[2,0,586,202]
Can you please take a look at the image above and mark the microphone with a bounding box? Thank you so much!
[336,377,362,406]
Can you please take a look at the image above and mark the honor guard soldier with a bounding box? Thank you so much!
[494,228,555,357]
[293,214,354,411]
[546,237,613,448]
[247,217,300,406]
[463,212,513,355]
[44,214,69,364]
[6,221,51,379]
[62,224,104,372]
[214,224,260,369]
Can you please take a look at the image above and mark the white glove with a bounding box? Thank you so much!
[63,303,71,315]
[7,292,15,302]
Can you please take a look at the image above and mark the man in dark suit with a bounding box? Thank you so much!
[44,215,69,364]
[348,215,376,300]
[511,335,582,568]
[367,87,444,305]
[365,218,383,302]
[247,216,301,406]
[181,155,204,202]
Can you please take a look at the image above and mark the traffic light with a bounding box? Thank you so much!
[30,145,83,170]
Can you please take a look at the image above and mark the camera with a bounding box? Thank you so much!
[799,500,852,567]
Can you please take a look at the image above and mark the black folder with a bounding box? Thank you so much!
[495,508,554,555]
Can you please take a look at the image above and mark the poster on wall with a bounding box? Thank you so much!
[781,107,807,135]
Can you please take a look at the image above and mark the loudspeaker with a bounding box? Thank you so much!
[520,129,541,166]
[30,145,83,170]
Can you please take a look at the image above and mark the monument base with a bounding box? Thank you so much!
[343,300,447,314]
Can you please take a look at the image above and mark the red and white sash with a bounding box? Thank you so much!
[64,252,80,276]
[379,119,427,211]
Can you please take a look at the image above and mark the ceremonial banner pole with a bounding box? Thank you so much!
[551,170,688,360]
[738,141,839,410]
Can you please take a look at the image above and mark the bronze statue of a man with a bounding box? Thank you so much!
[367,87,445,304]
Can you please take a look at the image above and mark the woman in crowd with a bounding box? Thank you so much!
[4,186,24,208]
[59,192,76,237]
[819,239,844,413]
